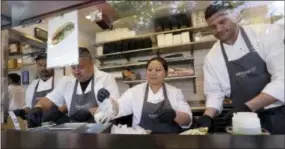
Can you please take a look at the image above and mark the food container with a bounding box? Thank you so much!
[226,112,270,135]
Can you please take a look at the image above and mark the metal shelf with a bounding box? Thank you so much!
[98,56,194,71]
[95,39,217,60]
[94,25,210,46]
[123,75,196,85]
[8,63,36,71]
[9,51,43,57]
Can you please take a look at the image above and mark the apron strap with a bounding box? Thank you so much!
[240,27,255,52]
[34,79,41,93]
[142,83,168,114]
[220,27,256,63]
[51,76,55,89]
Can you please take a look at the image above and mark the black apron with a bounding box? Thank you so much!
[31,77,57,122]
[139,84,182,134]
[68,77,98,122]
[221,27,285,134]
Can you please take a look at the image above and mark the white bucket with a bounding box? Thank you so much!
[232,112,262,135]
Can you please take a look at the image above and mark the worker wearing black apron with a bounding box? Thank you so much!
[196,4,285,134]
[68,76,98,122]
[220,27,285,134]
[139,84,182,134]
[30,76,55,122]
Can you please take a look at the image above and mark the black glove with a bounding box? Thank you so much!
[13,109,27,120]
[223,104,252,121]
[97,88,110,102]
[42,109,65,122]
[155,109,176,123]
[26,107,43,128]
[54,114,70,125]
[70,110,92,122]
[195,115,213,128]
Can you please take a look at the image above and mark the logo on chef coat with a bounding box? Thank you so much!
[235,66,257,77]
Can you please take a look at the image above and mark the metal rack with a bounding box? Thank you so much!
[95,25,216,94]
[94,25,211,46]
[95,38,216,62]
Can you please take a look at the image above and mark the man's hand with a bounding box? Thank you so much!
[26,107,43,128]
[97,88,110,102]
[70,110,92,122]
[13,109,26,120]
[155,109,176,123]
[195,115,213,128]
[223,104,252,120]
[43,109,65,122]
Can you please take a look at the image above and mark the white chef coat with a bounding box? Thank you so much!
[24,76,62,108]
[116,82,193,129]
[203,24,284,113]
[46,66,120,114]
[8,84,25,111]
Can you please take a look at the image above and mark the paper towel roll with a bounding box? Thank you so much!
[157,34,165,47]
[173,34,182,45]
[96,46,103,56]
[164,33,173,46]
[181,32,190,43]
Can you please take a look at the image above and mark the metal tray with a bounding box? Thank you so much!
[73,123,112,134]
[48,123,86,131]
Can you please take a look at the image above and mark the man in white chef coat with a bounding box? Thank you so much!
[196,4,285,134]
[26,47,120,127]
[13,53,66,127]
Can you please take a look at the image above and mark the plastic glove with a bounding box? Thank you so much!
[94,98,115,124]
[223,104,251,121]
[97,88,110,102]
[195,115,213,128]
[13,109,26,120]
[26,107,43,128]
[42,109,64,122]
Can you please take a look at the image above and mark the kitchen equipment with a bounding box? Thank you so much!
[49,123,86,131]
[72,123,112,134]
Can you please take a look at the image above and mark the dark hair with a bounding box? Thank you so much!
[8,73,21,85]
[205,4,228,20]
[79,47,92,60]
[34,52,47,61]
[146,57,168,72]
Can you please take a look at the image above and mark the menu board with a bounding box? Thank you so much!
[47,10,79,68]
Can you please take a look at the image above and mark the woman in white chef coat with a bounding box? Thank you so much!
[26,47,120,127]
[96,57,192,134]
[8,73,25,111]
[13,53,66,127]
[196,4,285,134]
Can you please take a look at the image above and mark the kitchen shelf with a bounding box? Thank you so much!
[8,63,36,71]
[95,39,217,60]
[123,75,196,85]
[98,56,194,71]
[94,25,210,46]
[9,51,43,57]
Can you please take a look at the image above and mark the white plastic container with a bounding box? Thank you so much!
[232,112,262,135]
